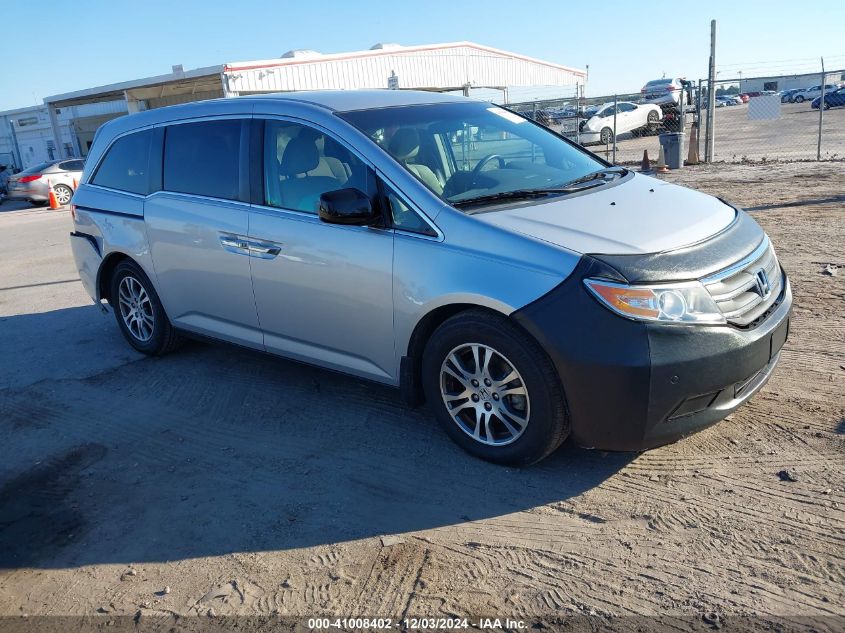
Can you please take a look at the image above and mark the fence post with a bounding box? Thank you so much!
[817,58,825,161]
[696,79,703,160]
[612,94,618,163]
[705,19,717,162]
[575,83,581,145]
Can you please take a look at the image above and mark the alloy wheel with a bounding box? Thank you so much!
[54,185,72,205]
[118,276,154,342]
[439,343,530,446]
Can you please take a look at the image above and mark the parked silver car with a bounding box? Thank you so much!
[6,158,85,205]
[70,91,791,465]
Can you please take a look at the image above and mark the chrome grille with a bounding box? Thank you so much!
[702,238,783,327]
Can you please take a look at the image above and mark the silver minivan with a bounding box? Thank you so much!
[70,91,791,465]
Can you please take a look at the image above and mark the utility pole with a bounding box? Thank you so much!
[705,19,716,162]
[817,57,825,160]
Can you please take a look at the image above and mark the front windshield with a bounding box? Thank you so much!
[339,102,603,209]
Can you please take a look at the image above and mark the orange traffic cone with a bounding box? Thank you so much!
[640,150,652,172]
[686,123,700,165]
[48,179,61,210]
[656,146,670,173]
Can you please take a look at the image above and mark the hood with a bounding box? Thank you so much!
[473,173,736,255]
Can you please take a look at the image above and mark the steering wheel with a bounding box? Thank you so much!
[470,154,506,184]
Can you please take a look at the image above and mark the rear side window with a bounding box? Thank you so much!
[92,131,152,195]
[164,120,242,200]
[61,159,84,171]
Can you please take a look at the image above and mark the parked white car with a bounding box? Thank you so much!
[791,84,837,103]
[579,102,662,145]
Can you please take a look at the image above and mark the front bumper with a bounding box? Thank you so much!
[513,256,792,452]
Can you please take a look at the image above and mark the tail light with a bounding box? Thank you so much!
[71,204,77,221]
[19,174,42,183]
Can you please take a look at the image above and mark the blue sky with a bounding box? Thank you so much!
[2,0,843,110]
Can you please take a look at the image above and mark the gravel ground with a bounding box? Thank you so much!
[0,162,843,630]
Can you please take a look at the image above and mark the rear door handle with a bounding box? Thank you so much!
[219,233,249,255]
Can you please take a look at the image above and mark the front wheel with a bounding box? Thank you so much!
[600,127,614,145]
[422,310,570,466]
[794,95,805,103]
[109,260,183,355]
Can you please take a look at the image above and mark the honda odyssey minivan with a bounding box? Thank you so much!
[70,91,791,465]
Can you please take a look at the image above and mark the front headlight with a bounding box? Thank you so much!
[584,278,726,324]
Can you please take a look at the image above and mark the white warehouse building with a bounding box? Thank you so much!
[1,42,585,169]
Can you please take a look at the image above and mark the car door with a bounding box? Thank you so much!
[143,117,263,349]
[248,118,396,383]
[617,103,638,133]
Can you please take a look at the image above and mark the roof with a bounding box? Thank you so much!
[251,89,469,111]
[225,41,585,76]
[44,65,224,106]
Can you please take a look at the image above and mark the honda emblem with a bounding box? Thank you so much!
[754,269,771,298]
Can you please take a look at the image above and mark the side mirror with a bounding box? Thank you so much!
[318,188,379,226]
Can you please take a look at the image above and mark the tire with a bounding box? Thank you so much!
[109,260,183,356]
[53,184,73,206]
[794,95,804,103]
[600,127,614,145]
[646,110,660,134]
[421,310,570,466]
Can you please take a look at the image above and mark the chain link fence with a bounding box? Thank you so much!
[510,70,845,165]
[701,71,845,162]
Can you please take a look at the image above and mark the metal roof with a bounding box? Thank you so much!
[225,41,585,76]
[44,65,225,106]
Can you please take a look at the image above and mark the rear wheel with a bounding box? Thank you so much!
[422,310,569,466]
[794,95,805,103]
[53,184,73,206]
[109,260,183,356]
[646,110,660,134]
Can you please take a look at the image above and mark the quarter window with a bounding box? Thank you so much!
[164,120,242,200]
[383,184,436,236]
[263,120,372,214]
[91,130,152,195]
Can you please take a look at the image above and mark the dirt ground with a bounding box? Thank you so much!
[0,162,843,630]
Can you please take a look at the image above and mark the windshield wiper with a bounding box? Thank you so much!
[556,167,627,189]
[451,188,568,208]
[452,167,628,209]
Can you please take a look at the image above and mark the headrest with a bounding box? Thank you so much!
[280,136,319,175]
[388,128,421,161]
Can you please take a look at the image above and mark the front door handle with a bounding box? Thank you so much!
[246,242,281,258]
[219,233,281,259]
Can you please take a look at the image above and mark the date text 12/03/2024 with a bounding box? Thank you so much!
[307,617,527,630]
